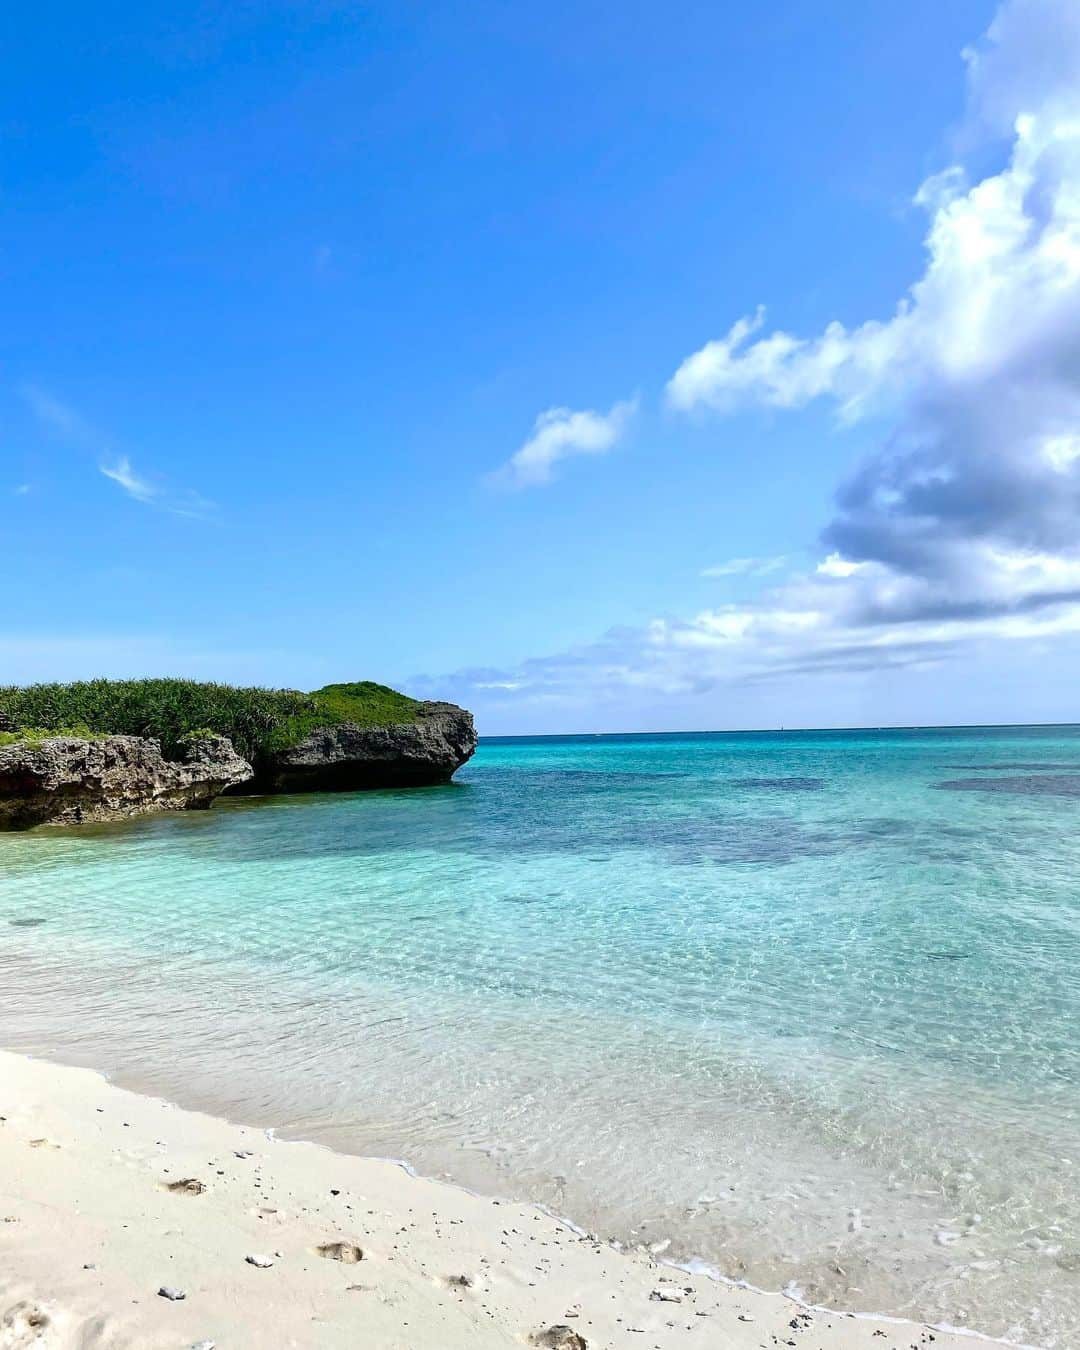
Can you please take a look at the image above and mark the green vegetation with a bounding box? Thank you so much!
[0,724,107,748]
[0,679,421,763]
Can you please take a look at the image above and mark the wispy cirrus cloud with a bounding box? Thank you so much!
[99,455,158,504]
[96,449,215,518]
[490,397,638,488]
[23,386,215,519]
[21,385,91,440]
[701,556,789,578]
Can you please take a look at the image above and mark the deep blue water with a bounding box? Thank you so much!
[3,724,1080,1344]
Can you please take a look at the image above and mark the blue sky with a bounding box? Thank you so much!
[6,0,1080,733]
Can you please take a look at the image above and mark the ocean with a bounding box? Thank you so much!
[3,724,1079,1345]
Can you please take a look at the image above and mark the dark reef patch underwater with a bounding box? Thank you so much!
[937,773,1080,795]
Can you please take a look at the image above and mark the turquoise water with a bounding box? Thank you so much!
[3,726,1080,1345]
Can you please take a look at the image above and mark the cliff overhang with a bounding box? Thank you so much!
[235,701,478,794]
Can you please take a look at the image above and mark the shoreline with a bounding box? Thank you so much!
[0,1048,1021,1350]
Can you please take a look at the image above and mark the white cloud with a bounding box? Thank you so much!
[425,1,1080,727]
[22,386,214,519]
[418,544,1080,723]
[491,397,638,488]
[666,306,888,417]
[1042,433,1080,472]
[100,456,158,504]
[667,94,1080,430]
[701,555,789,577]
[816,553,863,578]
[666,0,1080,625]
[96,453,216,517]
[963,0,1080,136]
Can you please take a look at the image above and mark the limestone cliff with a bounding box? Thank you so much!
[235,701,478,794]
[0,734,253,829]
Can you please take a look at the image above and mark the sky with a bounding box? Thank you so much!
[5,0,1080,734]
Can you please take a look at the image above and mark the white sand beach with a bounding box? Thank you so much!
[0,1049,1007,1350]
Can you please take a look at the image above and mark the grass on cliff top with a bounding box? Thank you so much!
[0,679,421,762]
[0,724,108,748]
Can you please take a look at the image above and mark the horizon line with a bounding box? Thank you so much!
[479,718,1080,740]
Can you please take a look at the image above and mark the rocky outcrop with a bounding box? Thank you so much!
[0,701,475,825]
[235,700,478,794]
[0,734,253,829]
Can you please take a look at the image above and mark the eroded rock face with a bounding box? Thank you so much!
[0,734,253,829]
[237,700,478,794]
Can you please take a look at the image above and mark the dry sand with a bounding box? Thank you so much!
[0,1049,1007,1349]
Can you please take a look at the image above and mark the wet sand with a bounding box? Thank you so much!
[0,1049,1012,1349]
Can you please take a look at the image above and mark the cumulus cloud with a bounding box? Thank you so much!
[425,0,1080,726]
[816,553,862,579]
[491,397,638,488]
[667,0,1080,629]
[665,306,892,417]
[963,0,1080,136]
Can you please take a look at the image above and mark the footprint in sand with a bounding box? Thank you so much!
[443,1274,473,1287]
[163,1178,207,1196]
[315,1242,363,1264]
[0,1301,50,1347]
[530,1329,587,1350]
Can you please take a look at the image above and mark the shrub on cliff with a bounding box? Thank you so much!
[0,679,420,763]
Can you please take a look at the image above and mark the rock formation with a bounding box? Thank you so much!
[0,734,253,829]
[235,700,478,794]
[0,699,476,827]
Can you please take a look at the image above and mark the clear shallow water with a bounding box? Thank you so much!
[2,726,1080,1345]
